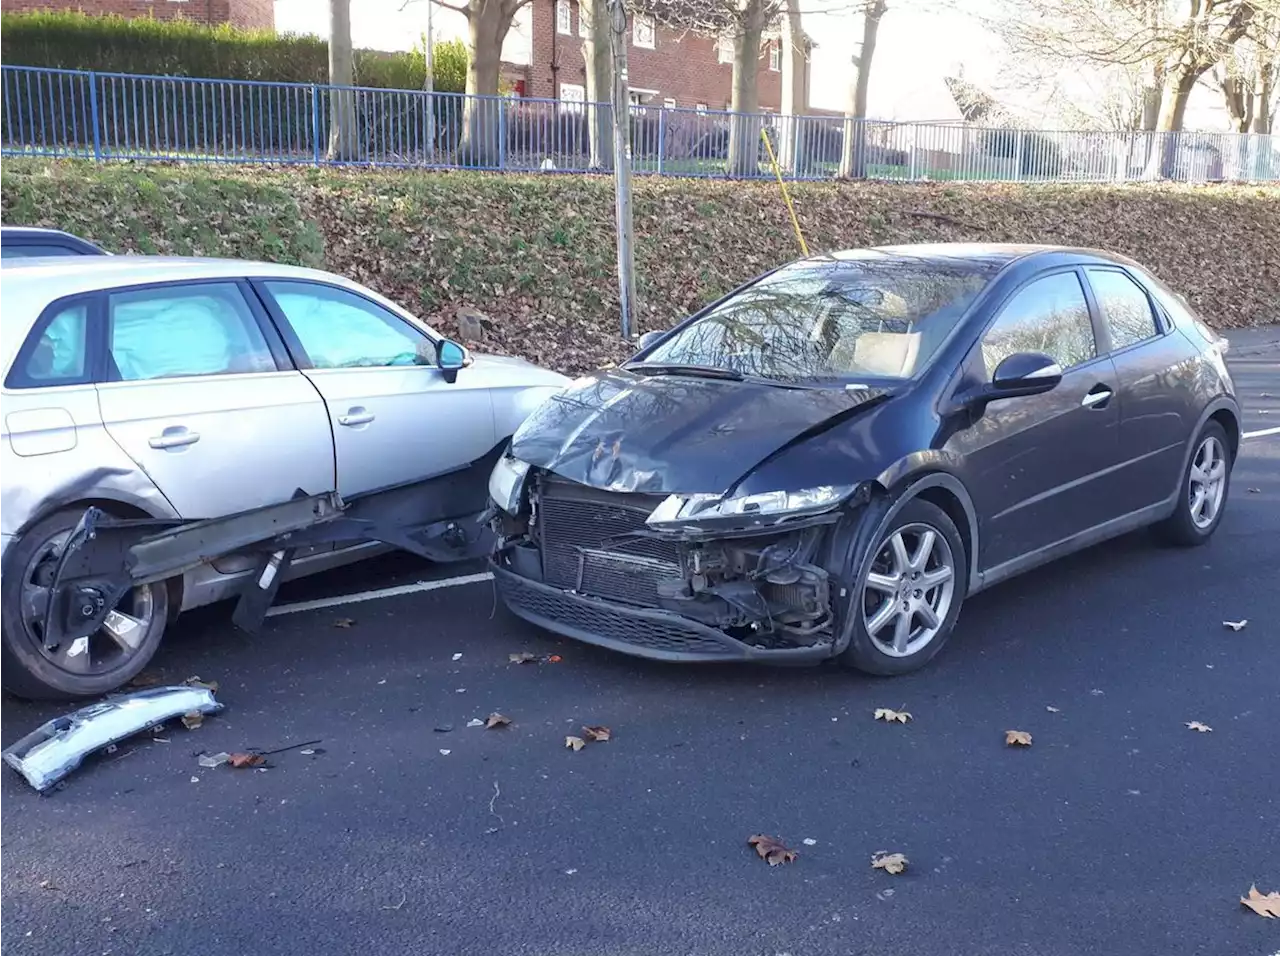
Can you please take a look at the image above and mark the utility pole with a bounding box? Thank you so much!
[606,0,636,339]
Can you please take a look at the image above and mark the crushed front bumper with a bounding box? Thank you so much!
[491,563,832,663]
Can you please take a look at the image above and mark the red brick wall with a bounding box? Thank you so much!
[526,0,781,111]
[1,0,274,30]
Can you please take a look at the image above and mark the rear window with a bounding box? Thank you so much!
[638,255,998,382]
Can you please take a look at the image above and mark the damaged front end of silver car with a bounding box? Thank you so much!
[488,457,874,662]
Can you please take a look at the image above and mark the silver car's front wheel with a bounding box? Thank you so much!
[2,509,169,700]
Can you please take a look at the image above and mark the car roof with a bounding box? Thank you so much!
[0,225,90,241]
[0,255,352,295]
[854,242,1141,270]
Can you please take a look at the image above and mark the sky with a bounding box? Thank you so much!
[274,0,1228,128]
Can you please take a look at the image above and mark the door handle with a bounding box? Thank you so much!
[337,408,375,426]
[148,428,200,449]
[1081,386,1113,409]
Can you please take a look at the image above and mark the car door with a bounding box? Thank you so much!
[1082,266,1198,517]
[94,280,335,518]
[254,279,497,498]
[947,269,1122,572]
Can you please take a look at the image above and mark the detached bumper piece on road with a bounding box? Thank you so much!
[491,474,837,664]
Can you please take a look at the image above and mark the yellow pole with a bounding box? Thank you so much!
[760,126,809,257]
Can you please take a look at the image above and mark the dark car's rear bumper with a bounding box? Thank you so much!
[491,562,832,664]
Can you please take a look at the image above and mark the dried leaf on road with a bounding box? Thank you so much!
[183,676,218,692]
[1005,730,1033,746]
[874,708,912,724]
[1222,619,1248,631]
[871,851,908,874]
[748,834,797,866]
[227,753,267,768]
[180,712,204,730]
[333,617,355,628]
[565,735,585,751]
[509,652,537,664]
[1185,721,1213,732]
[127,671,163,688]
[485,713,512,729]
[582,725,611,742]
[1241,885,1280,918]
[547,655,563,663]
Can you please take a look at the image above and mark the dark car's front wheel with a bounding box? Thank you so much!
[839,498,967,676]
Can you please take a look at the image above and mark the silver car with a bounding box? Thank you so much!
[1,256,568,698]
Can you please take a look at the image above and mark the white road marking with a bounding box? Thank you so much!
[1243,425,1280,440]
[265,571,493,617]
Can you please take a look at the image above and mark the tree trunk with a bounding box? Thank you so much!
[461,2,509,168]
[326,0,358,161]
[838,0,886,179]
[1147,66,1198,179]
[778,0,805,172]
[1220,74,1253,133]
[581,0,614,170]
[727,0,766,178]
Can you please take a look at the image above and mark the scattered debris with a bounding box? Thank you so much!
[2,686,224,792]
[1185,721,1213,733]
[1223,619,1248,632]
[872,852,908,875]
[1005,730,1033,747]
[1090,689,1105,696]
[466,718,485,728]
[1247,487,1261,493]
[434,724,454,733]
[582,725,611,742]
[748,834,798,866]
[227,753,267,769]
[802,838,818,846]
[547,655,562,663]
[183,676,219,692]
[38,879,57,890]
[1046,706,1061,714]
[381,891,408,912]
[509,652,538,664]
[334,618,355,628]
[874,708,912,724]
[564,735,586,752]
[127,672,164,689]
[439,749,452,756]
[198,752,230,768]
[487,780,505,832]
[485,713,512,729]
[181,712,204,730]
[1241,885,1280,918]
[452,653,463,662]
[190,775,200,783]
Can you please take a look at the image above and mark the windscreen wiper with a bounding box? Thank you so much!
[624,363,745,381]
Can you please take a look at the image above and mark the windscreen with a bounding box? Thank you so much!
[638,255,998,382]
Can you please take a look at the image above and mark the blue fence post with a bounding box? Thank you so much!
[497,99,506,170]
[657,108,665,175]
[311,84,321,165]
[88,70,102,161]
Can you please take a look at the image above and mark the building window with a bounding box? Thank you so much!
[695,103,708,114]
[717,35,734,65]
[577,0,588,36]
[769,41,780,71]
[663,97,677,109]
[633,14,655,48]
[559,82,586,113]
[556,0,571,35]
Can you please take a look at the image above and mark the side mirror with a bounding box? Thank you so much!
[436,338,470,384]
[990,351,1063,397]
[636,330,665,352]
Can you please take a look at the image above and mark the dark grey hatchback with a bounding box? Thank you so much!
[487,244,1240,674]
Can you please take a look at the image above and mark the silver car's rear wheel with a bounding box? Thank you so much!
[2,509,168,700]
[1188,435,1227,529]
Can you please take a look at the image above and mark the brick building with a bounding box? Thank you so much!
[515,0,804,112]
[1,0,274,30]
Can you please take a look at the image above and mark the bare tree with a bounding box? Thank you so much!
[1216,8,1279,131]
[838,0,888,178]
[582,0,616,169]
[327,0,359,161]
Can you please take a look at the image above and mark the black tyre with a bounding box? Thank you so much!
[838,498,967,676]
[1155,421,1232,547]
[1,508,169,700]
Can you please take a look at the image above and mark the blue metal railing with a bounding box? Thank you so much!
[3,65,1278,183]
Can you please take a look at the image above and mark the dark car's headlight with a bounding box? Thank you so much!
[646,484,858,530]
[489,455,531,514]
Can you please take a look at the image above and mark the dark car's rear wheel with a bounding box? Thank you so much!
[1156,420,1232,547]
[2,508,168,700]
[839,498,967,676]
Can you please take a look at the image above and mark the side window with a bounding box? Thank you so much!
[263,281,432,370]
[981,272,1096,378]
[108,283,277,382]
[1087,269,1159,350]
[8,302,90,387]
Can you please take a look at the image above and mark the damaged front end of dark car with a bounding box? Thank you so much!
[485,369,895,664]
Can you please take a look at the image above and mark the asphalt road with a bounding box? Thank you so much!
[3,331,1278,956]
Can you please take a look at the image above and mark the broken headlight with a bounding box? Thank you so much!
[646,484,857,530]
[488,454,531,514]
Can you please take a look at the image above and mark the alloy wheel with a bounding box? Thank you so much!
[18,530,157,677]
[861,522,956,658]
[1188,435,1227,530]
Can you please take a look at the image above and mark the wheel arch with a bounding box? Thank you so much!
[872,470,981,592]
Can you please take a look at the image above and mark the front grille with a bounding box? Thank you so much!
[536,476,681,606]
[499,570,738,658]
